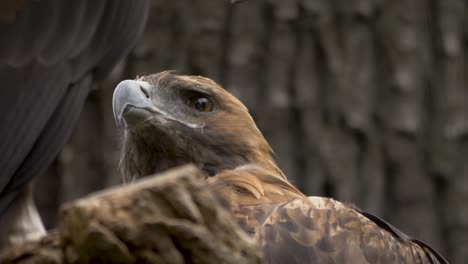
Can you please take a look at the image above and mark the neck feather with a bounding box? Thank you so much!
[207,163,305,209]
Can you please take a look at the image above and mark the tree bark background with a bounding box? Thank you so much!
[34,0,468,262]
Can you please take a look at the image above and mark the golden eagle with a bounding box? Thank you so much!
[113,71,448,263]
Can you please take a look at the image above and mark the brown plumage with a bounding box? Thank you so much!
[113,71,448,263]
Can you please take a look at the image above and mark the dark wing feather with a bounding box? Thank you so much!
[0,0,149,215]
[92,0,149,79]
[239,197,447,264]
[359,211,448,264]
[0,75,91,214]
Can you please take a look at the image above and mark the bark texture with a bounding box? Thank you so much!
[35,0,468,262]
[5,165,262,263]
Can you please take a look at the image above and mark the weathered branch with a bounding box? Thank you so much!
[0,165,263,263]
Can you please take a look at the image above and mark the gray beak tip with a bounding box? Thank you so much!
[112,80,129,128]
[112,80,153,128]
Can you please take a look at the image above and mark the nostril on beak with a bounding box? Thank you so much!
[140,86,150,99]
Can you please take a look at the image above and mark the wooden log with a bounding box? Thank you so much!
[0,165,263,263]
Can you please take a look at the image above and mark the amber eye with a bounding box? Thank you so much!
[189,96,214,112]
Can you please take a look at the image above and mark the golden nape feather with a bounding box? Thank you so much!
[113,71,448,263]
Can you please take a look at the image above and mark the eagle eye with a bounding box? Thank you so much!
[189,96,214,112]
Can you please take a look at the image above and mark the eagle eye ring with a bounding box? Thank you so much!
[189,96,214,112]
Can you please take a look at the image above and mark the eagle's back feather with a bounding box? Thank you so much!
[236,197,446,264]
[208,165,447,264]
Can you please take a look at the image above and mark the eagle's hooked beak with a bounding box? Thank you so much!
[112,80,157,128]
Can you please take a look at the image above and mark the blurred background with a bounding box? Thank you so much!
[32,0,467,262]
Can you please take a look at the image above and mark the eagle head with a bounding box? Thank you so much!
[112,71,275,181]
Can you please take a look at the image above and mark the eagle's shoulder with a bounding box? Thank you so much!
[235,196,447,264]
